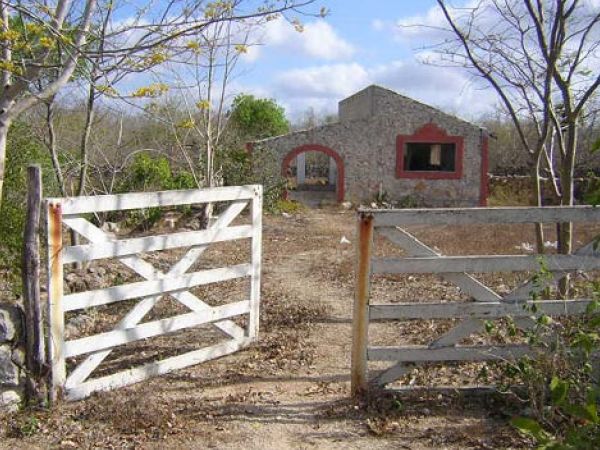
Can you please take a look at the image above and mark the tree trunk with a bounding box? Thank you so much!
[0,114,12,207]
[558,122,577,298]
[533,148,545,254]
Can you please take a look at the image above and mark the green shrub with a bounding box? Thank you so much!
[492,262,600,448]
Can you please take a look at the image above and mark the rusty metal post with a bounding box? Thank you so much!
[351,211,374,396]
[47,201,65,404]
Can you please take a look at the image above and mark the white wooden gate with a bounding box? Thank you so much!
[46,185,262,401]
[351,206,600,395]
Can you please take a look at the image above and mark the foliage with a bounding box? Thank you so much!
[0,122,57,266]
[228,94,290,140]
[115,152,196,230]
[272,199,305,215]
[495,266,600,449]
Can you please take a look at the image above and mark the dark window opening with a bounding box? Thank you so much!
[404,143,456,172]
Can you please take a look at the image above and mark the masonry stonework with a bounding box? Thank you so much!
[255,85,488,207]
[0,303,24,412]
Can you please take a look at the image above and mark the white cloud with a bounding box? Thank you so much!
[245,18,355,62]
[274,63,369,99]
[267,58,498,120]
[371,19,385,31]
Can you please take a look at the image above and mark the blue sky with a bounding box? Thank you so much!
[230,0,499,122]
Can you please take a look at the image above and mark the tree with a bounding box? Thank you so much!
[434,0,600,295]
[228,94,290,140]
[0,0,316,208]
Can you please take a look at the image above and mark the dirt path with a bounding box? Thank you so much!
[1,208,530,449]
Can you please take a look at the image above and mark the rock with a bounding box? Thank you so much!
[341,201,353,210]
[0,389,21,412]
[0,305,21,343]
[0,345,20,386]
[101,222,120,233]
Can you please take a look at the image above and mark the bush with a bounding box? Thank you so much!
[492,263,600,448]
[0,122,58,295]
[115,152,197,230]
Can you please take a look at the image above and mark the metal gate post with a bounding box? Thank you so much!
[351,211,374,396]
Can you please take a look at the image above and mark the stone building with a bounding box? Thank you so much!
[252,85,489,207]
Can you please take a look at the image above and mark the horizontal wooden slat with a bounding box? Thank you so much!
[372,255,600,274]
[64,300,250,357]
[363,206,600,227]
[65,337,252,400]
[49,185,258,215]
[63,225,252,264]
[369,299,593,320]
[63,264,252,311]
[378,227,501,301]
[368,345,531,362]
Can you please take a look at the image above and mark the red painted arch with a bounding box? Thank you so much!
[282,144,345,203]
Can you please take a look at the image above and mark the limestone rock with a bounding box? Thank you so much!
[0,305,21,343]
[0,389,22,412]
[0,345,20,386]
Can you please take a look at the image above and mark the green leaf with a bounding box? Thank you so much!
[550,376,568,406]
[563,403,599,424]
[511,417,552,444]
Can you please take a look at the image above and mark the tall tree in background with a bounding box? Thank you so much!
[435,0,600,295]
[229,94,290,140]
[0,0,316,208]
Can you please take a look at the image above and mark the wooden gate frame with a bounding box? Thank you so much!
[46,185,262,401]
[351,206,600,395]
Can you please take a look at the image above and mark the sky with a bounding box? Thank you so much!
[229,0,500,122]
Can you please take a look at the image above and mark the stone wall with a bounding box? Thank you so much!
[0,303,24,412]
[255,86,485,207]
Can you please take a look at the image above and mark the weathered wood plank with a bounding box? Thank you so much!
[23,165,46,402]
[372,362,417,386]
[378,227,500,301]
[64,301,250,357]
[367,206,600,227]
[373,255,600,274]
[63,224,252,264]
[351,212,374,396]
[63,204,248,386]
[368,344,531,362]
[247,186,263,339]
[63,264,252,311]
[52,185,257,215]
[46,201,65,404]
[369,299,593,320]
[429,318,483,349]
[65,338,252,400]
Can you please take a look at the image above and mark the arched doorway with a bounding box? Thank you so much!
[282,144,345,203]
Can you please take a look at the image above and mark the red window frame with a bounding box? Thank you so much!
[396,123,464,180]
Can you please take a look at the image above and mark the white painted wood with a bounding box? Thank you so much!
[63,225,252,264]
[378,227,501,301]
[372,255,600,275]
[48,186,263,401]
[65,338,252,400]
[46,201,66,403]
[429,318,483,349]
[297,152,306,184]
[63,263,252,311]
[169,200,249,274]
[248,186,263,339]
[64,301,250,358]
[504,239,600,301]
[368,205,600,227]
[373,362,416,386]
[52,185,257,215]
[369,299,593,320]
[63,211,248,386]
[368,344,531,362]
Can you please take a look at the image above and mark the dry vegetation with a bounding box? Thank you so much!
[2,200,598,449]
